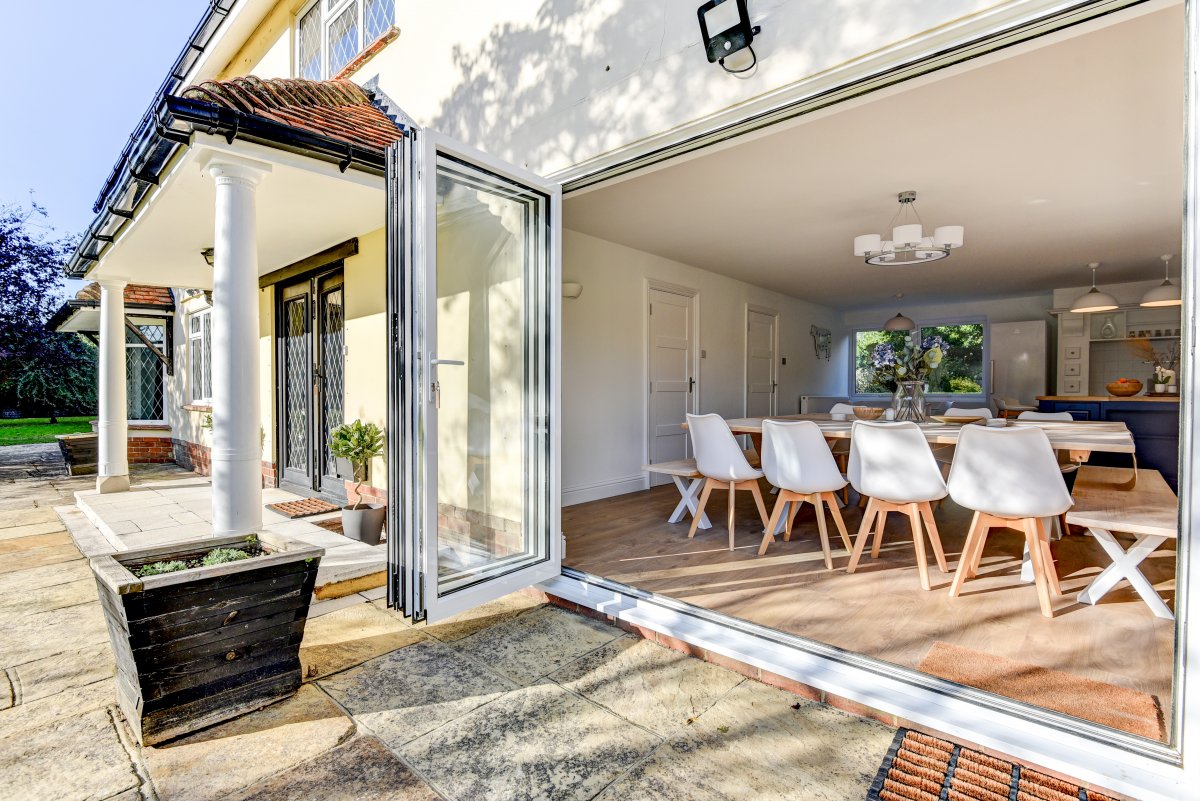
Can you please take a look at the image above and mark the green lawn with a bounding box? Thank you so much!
[0,416,94,447]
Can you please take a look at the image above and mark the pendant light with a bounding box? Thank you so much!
[884,312,916,331]
[1140,254,1182,307]
[1070,263,1119,313]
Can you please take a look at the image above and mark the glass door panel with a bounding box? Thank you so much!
[397,130,561,623]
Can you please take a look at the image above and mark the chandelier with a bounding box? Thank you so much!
[853,191,964,266]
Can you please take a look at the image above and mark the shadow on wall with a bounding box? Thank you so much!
[429,0,982,173]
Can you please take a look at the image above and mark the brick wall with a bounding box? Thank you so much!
[346,480,387,506]
[127,436,175,464]
[171,438,276,487]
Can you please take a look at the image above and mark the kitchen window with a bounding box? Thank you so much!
[297,0,395,80]
[853,321,986,396]
[189,310,212,404]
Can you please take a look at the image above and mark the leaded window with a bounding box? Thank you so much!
[295,0,394,79]
[190,310,212,403]
[125,322,166,422]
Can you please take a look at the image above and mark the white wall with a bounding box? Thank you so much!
[562,229,844,505]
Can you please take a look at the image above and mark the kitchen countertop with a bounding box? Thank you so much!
[1037,395,1180,403]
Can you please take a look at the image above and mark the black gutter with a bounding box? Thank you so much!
[65,93,393,279]
[46,299,174,333]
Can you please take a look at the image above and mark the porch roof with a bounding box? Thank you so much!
[47,283,175,333]
[66,75,406,282]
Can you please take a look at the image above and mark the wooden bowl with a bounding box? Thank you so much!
[930,414,986,425]
[851,406,885,420]
[1106,380,1143,397]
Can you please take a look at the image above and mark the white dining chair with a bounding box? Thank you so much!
[846,421,949,590]
[946,425,1074,617]
[758,420,853,566]
[944,406,994,419]
[828,404,855,503]
[1017,411,1074,421]
[994,396,1037,419]
[686,413,771,550]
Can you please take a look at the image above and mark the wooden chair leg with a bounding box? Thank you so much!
[949,512,986,597]
[1033,518,1062,596]
[727,482,737,551]
[784,497,800,541]
[823,492,854,552]
[1059,513,1071,537]
[758,494,788,556]
[747,481,771,530]
[871,511,887,558]
[812,495,834,570]
[688,479,715,540]
[847,499,877,573]
[918,502,949,573]
[1022,518,1055,618]
[907,504,932,591]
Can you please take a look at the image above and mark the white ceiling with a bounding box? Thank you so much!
[563,4,1185,309]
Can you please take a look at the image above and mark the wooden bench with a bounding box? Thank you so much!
[1067,465,1177,619]
[643,450,762,533]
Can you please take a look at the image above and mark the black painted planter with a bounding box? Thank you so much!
[90,532,323,746]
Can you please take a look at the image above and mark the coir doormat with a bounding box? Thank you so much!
[265,498,340,518]
[867,729,1121,801]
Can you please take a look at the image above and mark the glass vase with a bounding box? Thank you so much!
[892,380,928,423]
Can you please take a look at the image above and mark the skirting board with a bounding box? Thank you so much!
[538,569,1184,801]
[562,473,646,506]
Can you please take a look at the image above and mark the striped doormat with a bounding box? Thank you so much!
[867,729,1120,801]
[265,498,340,519]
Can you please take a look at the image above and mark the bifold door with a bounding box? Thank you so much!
[387,129,562,622]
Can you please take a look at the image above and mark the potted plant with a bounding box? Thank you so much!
[89,532,323,746]
[1153,366,1170,394]
[330,419,386,545]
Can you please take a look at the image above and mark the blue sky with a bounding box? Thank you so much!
[0,1,209,242]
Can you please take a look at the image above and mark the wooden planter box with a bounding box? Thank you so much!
[90,532,324,746]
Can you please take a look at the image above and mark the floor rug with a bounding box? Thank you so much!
[917,642,1163,741]
[313,517,344,535]
[867,729,1122,801]
[265,498,341,519]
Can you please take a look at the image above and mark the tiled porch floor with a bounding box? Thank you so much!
[66,468,386,593]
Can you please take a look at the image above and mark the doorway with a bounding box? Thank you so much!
[745,305,778,416]
[647,284,698,485]
[276,265,346,499]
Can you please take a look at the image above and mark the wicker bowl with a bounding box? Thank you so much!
[1106,380,1143,397]
[851,406,886,420]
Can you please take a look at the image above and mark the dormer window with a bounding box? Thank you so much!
[297,0,395,80]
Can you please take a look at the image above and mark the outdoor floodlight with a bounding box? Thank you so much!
[698,0,760,73]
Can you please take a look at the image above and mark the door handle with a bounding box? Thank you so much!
[688,377,695,393]
[431,358,465,366]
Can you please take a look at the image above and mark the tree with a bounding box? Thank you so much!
[0,202,96,421]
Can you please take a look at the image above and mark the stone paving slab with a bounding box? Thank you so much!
[399,591,543,643]
[0,541,83,574]
[0,600,109,665]
[300,602,426,680]
[0,557,92,594]
[0,518,65,539]
[141,685,356,801]
[551,635,745,737]
[10,642,116,705]
[228,736,441,801]
[401,681,662,801]
[597,680,893,801]
[0,530,72,553]
[0,507,61,529]
[450,605,623,686]
[321,637,517,747]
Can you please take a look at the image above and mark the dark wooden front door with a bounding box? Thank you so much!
[277,267,345,498]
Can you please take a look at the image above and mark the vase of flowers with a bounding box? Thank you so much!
[870,332,946,423]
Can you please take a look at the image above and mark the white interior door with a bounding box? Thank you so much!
[746,307,778,417]
[391,130,562,623]
[647,288,695,485]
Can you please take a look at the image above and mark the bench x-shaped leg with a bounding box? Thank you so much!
[1077,528,1172,619]
[668,476,712,530]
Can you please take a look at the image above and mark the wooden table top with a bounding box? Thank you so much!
[1066,466,1178,538]
[705,414,1136,454]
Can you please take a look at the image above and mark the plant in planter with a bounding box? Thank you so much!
[89,532,323,746]
[330,419,386,545]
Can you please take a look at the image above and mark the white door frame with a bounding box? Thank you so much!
[743,304,779,417]
[645,280,699,488]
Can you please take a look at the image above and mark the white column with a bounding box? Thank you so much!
[96,279,130,493]
[203,155,271,536]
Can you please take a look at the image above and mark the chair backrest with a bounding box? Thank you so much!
[686,413,763,482]
[847,421,948,503]
[761,420,847,493]
[945,406,994,419]
[829,403,855,416]
[947,425,1073,518]
[1017,411,1074,421]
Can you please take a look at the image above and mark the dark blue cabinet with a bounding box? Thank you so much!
[1038,399,1179,490]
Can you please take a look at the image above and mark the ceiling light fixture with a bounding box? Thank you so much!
[853,191,964,266]
[1070,262,1119,313]
[884,312,916,331]
[1140,254,1182,308]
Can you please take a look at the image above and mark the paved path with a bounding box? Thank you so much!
[0,447,894,800]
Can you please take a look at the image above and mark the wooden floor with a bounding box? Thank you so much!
[563,482,1176,735]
